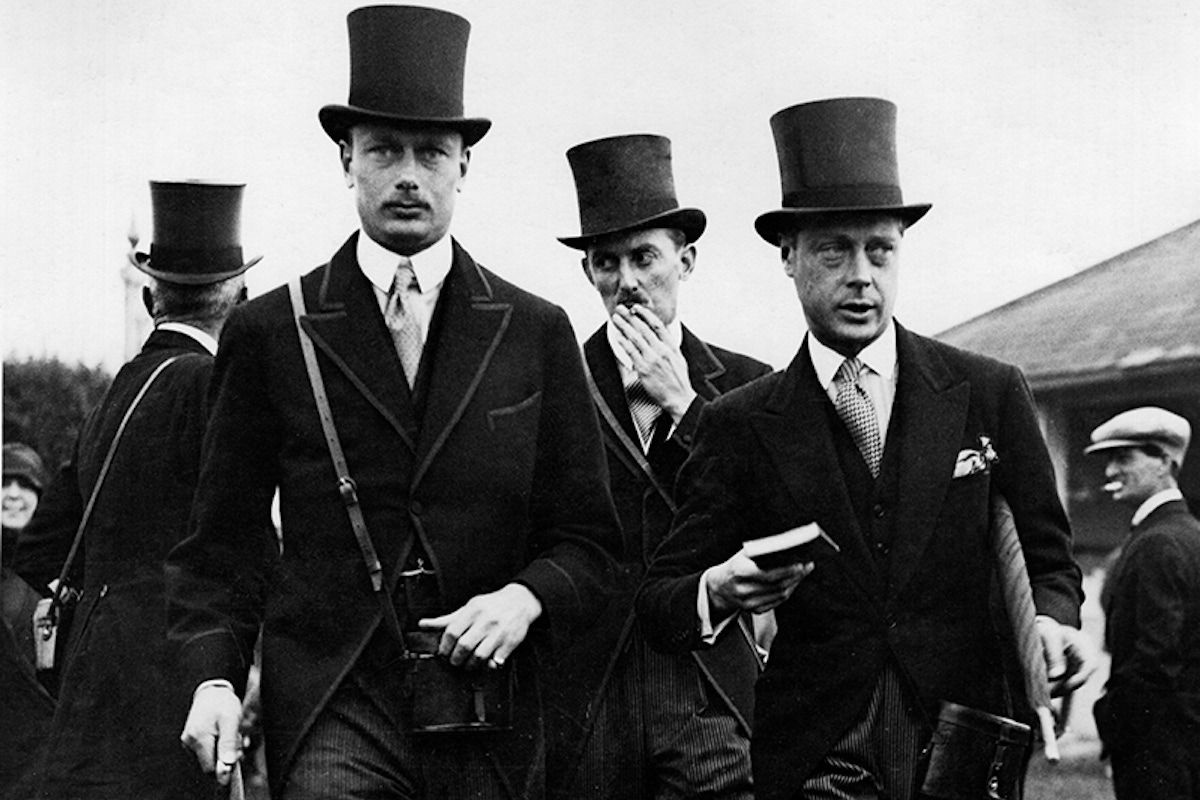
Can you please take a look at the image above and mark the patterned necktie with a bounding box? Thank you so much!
[834,357,883,477]
[625,381,661,451]
[384,257,422,387]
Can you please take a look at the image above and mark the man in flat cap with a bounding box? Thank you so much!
[166,7,618,799]
[13,180,256,799]
[638,97,1095,800]
[1087,407,1200,800]
[545,134,771,800]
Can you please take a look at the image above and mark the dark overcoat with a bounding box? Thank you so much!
[637,324,1083,800]
[1095,498,1200,796]
[14,330,214,799]
[544,326,771,793]
[166,236,619,798]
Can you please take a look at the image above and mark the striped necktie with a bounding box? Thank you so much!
[834,357,882,477]
[384,257,422,387]
[625,381,661,451]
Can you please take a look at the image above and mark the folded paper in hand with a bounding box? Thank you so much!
[743,523,839,569]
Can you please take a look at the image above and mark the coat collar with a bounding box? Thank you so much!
[299,233,510,480]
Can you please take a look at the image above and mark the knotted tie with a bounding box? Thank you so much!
[625,381,661,451]
[384,257,422,387]
[834,357,882,477]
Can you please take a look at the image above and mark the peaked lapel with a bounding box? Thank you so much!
[411,240,512,491]
[750,341,883,598]
[583,330,640,451]
[887,325,971,598]
[299,234,418,452]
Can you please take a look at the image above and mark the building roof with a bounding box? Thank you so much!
[938,219,1200,390]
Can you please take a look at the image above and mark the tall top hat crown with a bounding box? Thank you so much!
[131,181,261,285]
[558,134,706,250]
[319,5,491,146]
[754,97,931,244]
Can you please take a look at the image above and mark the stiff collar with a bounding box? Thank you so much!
[807,321,898,391]
[356,230,454,296]
[156,322,217,355]
[1132,487,1184,527]
[606,314,683,388]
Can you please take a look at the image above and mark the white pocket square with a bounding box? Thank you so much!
[953,449,990,479]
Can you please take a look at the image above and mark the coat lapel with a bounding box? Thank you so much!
[750,342,883,597]
[681,325,727,401]
[411,241,512,490]
[887,325,971,598]
[299,235,417,452]
[583,330,641,452]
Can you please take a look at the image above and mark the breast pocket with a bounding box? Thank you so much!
[483,391,543,484]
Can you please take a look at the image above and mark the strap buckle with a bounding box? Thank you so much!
[337,476,359,506]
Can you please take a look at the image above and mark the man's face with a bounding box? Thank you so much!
[583,228,694,324]
[1102,447,1174,508]
[341,123,469,256]
[2,476,39,531]
[783,214,903,356]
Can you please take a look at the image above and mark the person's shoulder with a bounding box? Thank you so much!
[903,327,1021,385]
[706,342,773,379]
[708,369,785,413]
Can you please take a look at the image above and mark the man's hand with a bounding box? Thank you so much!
[418,583,543,670]
[1036,615,1098,697]
[180,683,244,786]
[707,550,813,620]
[612,304,697,423]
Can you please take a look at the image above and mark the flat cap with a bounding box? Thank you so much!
[1084,407,1192,468]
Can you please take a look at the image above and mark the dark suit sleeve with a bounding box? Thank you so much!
[165,307,278,694]
[13,450,86,594]
[637,398,749,654]
[994,365,1082,627]
[513,307,620,646]
[1119,533,1193,688]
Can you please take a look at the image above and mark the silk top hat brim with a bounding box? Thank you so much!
[131,180,262,286]
[319,6,491,146]
[754,97,931,245]
[558,133,706,250]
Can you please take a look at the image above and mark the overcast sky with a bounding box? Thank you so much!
[3,0,1199,373]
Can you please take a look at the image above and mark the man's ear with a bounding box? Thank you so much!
[679,243,697,281]
[457,145,471,187]
[580,257,595,286]
[142,286,155,319]
[339,139,354,188]
[780,243,796,277]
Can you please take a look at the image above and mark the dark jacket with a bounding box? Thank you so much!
[165,236,620,798]
[1095,498,1200,761]
[545,326,771,787]
[14,329,214,800]
[637,324,1082,800]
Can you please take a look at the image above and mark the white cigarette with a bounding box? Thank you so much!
[1103,481,1122,492]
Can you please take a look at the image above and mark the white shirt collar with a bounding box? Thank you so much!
[807,321,898,390]
[156,322,218,356]
[1132,487,1184,527]
[606,314,684,387]
[355,230,454,297]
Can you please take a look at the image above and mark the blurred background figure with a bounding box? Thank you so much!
[1087,407,1200,800]
[0,442,55,799]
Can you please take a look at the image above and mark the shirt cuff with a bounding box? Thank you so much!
[194,678,237,700]
[697,566,737,645]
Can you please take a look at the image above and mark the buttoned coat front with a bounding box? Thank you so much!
[166,236,619,798]
[637,324,1083,800]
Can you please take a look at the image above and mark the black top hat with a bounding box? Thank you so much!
[319,6,491,146]
[558,134,706,251]
[131,181,262,285]
[754,97,931,245]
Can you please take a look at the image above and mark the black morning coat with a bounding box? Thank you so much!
[15,329,215,799]
[165,235,620,798]
[637,324,1083,800]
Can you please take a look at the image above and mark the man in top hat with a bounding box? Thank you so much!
[12,180,256,799]
[1086,407,1200,800]
[637,97,1095,800]
[166,7,618,799]
[544,134,771,800]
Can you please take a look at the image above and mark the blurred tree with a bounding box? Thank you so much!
[3,357,112,471]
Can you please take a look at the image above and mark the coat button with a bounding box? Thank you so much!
[410,500,424,516]
[873,503,886,518]
[874,541,890,555]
